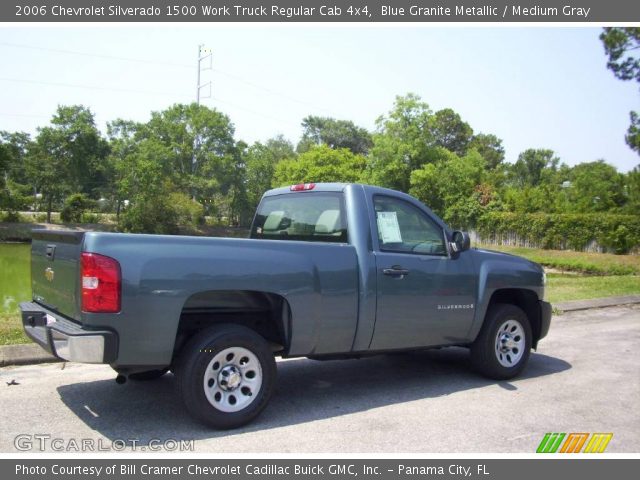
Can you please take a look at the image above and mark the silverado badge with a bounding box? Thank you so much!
[45,267,55,282]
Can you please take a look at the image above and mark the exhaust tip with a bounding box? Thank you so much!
[115,374,127,385]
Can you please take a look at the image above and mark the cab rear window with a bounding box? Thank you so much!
[250,193,347,243]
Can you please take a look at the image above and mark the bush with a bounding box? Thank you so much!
[60,194,96,223]
[1,211,23,223]
[169,193,205,227]
[119,195,180,235]
[81,212,101,224]
[476,212,640,254]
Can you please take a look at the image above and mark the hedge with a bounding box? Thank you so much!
[476,212,640,254]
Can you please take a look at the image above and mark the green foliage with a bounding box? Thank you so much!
[478,244,640,275]
[244,135,295,210]
[298,116,372,155]
[363,94,435,191]
[410,148,491,228]
[566,160,625,212]
[1,211,23,223]
[273,145,366,186]
[26,106,109,221]
[60,193,96,223]
[477,212,640,254]
[169,192,205,227]
[80,212,101,224]
[119,195,180,235]
[510,149,559,187]
[431,108,473,156]
[600,27,640,154]
[469,133,505,169]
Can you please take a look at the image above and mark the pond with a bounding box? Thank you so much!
[0,243,31,314]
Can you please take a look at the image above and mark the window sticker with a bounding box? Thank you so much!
[377,211,403,243]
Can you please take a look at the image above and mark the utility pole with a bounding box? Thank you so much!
[192,45,212,200]
[196,44,212,104]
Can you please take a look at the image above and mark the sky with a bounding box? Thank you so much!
[0,25,638,171]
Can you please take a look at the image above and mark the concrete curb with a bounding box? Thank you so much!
[0,343,61,367]
[554,295,640,313]
[1,296,639,368]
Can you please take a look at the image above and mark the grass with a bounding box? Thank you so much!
[545,274,640,304]
[477,244,640,276]
[0,313,30,346]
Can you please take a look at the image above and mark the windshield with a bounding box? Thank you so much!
[250,192,347,243]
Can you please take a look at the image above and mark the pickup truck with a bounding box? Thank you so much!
[21,183,551,429]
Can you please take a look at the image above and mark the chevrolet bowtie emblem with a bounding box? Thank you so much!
[45,267,55,282]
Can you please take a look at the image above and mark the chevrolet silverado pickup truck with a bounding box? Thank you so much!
[21,183,551,429]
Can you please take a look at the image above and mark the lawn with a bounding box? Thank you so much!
[0,313,29,346]
[546,274,640,304]
[476,244,640,276]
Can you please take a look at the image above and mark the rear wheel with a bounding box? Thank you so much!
[471,304,532,380]
[176,324,276,429]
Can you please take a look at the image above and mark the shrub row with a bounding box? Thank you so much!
[476,212,640,254]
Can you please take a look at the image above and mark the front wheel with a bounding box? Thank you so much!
[471,304,532,380]
[176,324,276,429]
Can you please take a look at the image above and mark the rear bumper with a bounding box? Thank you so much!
[20,302,118,364]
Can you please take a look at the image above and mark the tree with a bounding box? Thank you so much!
[567,160,625,212]
[272,145,365,186]
[510,149,559,187]
[430,108,474,156]
[410,148,489,228]
[363,93,435,191]
[600,27,640,153]
[25,106,109,222]
[297,116,372,155]
[469,133,505,169]
[244,135,295,210]
[139,103,239,210]
[0,131,32,213]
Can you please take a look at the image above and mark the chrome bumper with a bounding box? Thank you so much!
[20,302,117,364]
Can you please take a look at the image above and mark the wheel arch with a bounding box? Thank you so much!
[171,289,291,365]
[482,288,542,349]
[470,288,542,349]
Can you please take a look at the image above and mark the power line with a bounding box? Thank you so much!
[0,76,189,97]
[0,41,194,69]
[0,41,334,115]
[0,77,295,128]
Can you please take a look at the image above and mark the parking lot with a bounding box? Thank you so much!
[1,305,638,453]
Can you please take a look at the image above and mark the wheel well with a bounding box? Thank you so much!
[487,289,542,347]
[172,290,290,363]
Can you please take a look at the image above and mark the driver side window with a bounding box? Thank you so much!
[374,196,446,256]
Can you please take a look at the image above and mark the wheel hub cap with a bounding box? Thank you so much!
[203,346,263,413]
[494,319,526,368]
[219,365,242,391]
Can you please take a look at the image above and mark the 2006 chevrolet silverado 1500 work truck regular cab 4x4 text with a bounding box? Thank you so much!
[21,183,551,429]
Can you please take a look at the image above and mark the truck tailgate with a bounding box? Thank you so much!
[31,230,84,321]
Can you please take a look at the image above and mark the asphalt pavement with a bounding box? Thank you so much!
[1,305,638,453]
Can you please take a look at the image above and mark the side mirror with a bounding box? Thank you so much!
[450,231,471,253]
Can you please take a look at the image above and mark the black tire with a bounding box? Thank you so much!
[128,368,169,381]
[175,324,276,429]
[470,303,532,380]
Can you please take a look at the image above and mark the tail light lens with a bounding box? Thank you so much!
[81,252,121,313]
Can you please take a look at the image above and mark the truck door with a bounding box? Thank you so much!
[369,195,477,350]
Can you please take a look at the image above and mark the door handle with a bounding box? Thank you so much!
[383,267,410,277]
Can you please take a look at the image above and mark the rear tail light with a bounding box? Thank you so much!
[290,183,316,191]
[81,252,121,313]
